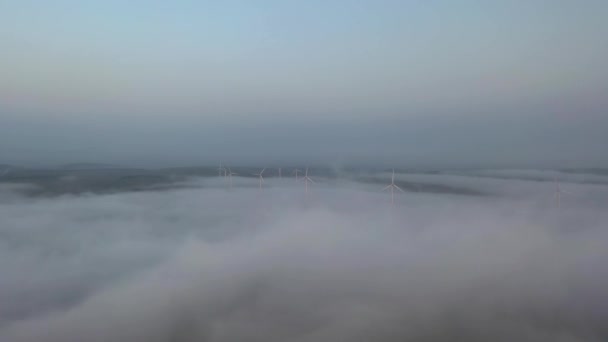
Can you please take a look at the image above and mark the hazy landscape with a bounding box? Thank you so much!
[2,0,608,341]
[1,165,608,341]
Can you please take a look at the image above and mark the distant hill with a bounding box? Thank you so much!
[59,163,123,170]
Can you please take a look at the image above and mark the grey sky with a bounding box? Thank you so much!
[1,1,607,167]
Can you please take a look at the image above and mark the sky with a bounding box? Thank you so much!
[1,0,607,167]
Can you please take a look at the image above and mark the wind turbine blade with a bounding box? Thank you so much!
[394,185,405,193]
[308,177,316,184]
[382,185,391,191]
[261,168,266,174]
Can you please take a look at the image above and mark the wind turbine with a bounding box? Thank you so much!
[554,177,571,209]
[383,169,404,205]
[217,162,226,178]
[227,168,238,189]
[302,167,315,194]
[292,168,302,181]
[253,168,266,189]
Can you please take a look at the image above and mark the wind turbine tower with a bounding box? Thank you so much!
[302,168,315,194]
[554,178,571,208]
[383,169,404,205]
[292,168,302,181]
[227,168,238,189]
[218,162,226,178]
[254,168,266,189]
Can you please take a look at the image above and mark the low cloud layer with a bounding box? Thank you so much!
[1,174,608,341]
